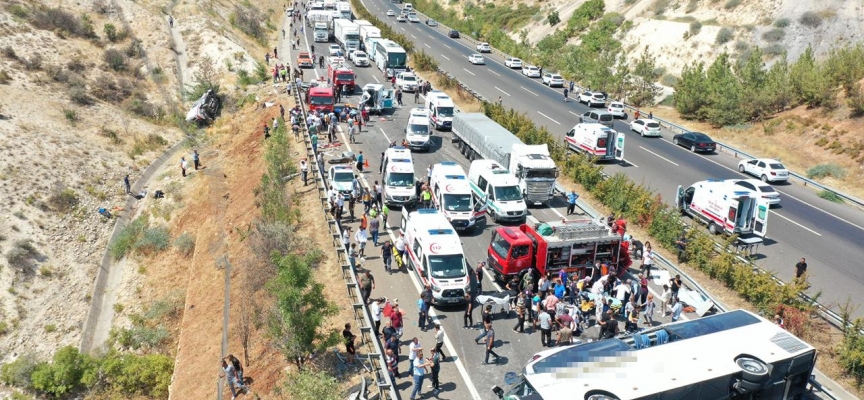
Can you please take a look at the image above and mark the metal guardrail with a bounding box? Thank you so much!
[292,85,399,400]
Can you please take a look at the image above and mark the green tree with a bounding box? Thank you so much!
[283,369,344,400]
[702,53,745,126]
[736,47,774,120]
[30,347,94,397]
[789,46,834,108]
[547,11,560,26]
[674,61,709,119]
[267,253,339,369]
[628,48,663,106]
[764,55,793,113]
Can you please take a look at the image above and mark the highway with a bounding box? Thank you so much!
[345,0,864,318]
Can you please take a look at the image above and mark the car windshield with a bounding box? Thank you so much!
[494,185,523,201]
[386,172,414,187]
[333,172,353,182]
[409,124,429,135]
[693,133,712,142]
[310,96,333,105]
[401,75,416,82]
[490,231,511,259]
[769,163,785,170]
[355,52,366,57]
[600,115,613,121]
[442,194,472,211]
[429,254,467,278]
[647,122,660,128]
[438,107,454,117]
[611,104,623,109]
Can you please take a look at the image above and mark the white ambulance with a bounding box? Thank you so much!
[404,107,431,151]
[676,179,769,237]
[565,123,625,162]
[400,209,471,305]
[429,161,487,231]
[468,159,527,224]
[381,147,417,207]
[425,91,455,131]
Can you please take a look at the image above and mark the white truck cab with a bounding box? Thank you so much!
[468,160,527,224]
[565,123,625,162]
[676,179,769,237]
[430,162,486,231]
[400,208,470,305]
[425,91,455,131]
[381,147,417,207]
[405,107,431,151]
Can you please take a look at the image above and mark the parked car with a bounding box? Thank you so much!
[297,52,313,68]
[328,44,342,56]
[522,65,541,78]
[351,51,369,67]
[738,158,789,183]
[477,42,491,53]
[733,179,781,206]
[327,165,355,196]
[607,101,627,119]
[396,14,407,22]
[541,71,564,87]
[629,118,661,137]
[468,54,486,65]
[504,57,522,68]
[580,110,614,127]
[386,9,396,16]
[578,91,606,107]
[448,30,460,38]
[426,19,438,26]
[672,132,716,152]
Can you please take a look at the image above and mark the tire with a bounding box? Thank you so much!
[761,175,769,183]
[400,216,407,231]
[673,138,679,145]
[708,222,719,235]
[734,378,764,392]
[690,145,697,152]
[736,356,770,383]
[739,165,745,173]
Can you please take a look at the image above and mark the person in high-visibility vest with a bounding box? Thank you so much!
[421,186,432,208]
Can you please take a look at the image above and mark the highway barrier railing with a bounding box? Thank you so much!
[292,85,399,400]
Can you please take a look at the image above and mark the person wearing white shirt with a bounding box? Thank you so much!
[354,228,368,257]
[433,324,447,360]
[370,298,382,336]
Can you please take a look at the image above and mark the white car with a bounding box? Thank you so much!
[386,9,395,16]
[328,44,341,56]
[504,57,522,69]
[477,42,491,53]
[579,91,606,107]
[426,19,438,27]
[468,54,485,65]
[738,158,790,183]
[328,165,355,196]
[630,118,661,137]
[521,65,540,78]
[396,72,419,92]
[351,51,369,67]
[396,14,407,22]
[408,14,420,22]
[733,179,781,206]
[607,101,627,119]
[542,72,564,87]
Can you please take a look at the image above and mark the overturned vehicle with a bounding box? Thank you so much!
[186,89,221,124]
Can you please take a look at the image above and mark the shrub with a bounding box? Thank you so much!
[109,325,170,350]
[799,11,822,28]
[48,188,79,212]
[689,21,702,36]
[111,216,147,260]
[174,233,195,257]
[724,0,741,9]
[30,347,93,397]
[103,48,127,71]
[411,50,439,72]
[22,54,43,70]
[762,28,785,42]
[134,226,170,255]
[63,108,78,124]
[734,40,749,51]
[96,352,173,397]
[547,11,560,26]
[4,239,37,269]
[103,23,118,42]
[0,70,10,84]
[2,46,17,60]
[0,354,38,388]
[126,91,163,119]
[847,84,864,117]
[69,85,93,106]
[66,58,87,73]
[773,18,790,28]
[763,44,785,56]
[661,74,678,86]
[715,27,733,44]
[125,39,142,58]
[30,8,84,37]
[817,190,843,203]
[806,163,846,179]
[90,74,133,102]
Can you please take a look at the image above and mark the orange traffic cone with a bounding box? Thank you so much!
[364,159,370,168]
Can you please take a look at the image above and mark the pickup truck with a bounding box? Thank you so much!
[297,52,313,68]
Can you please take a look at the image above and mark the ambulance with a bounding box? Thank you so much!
[381,147,417,208]
[404,107,431,151]
[468,160,527,224]
[429,162,487,231]
[564,123,625,162]
[400,208,471,305]
[425,91,455,131]
[676,179,769,237]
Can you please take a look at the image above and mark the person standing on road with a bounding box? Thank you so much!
[371,298,382,336]
[641,241,654,277]
[410,349,432,400]
[390,302,404,339]
[123,174,131,194]
[417,294,429,332]
[670,274,682,301]
[359,270,375,304]
[482,326,500,365]
[513,291,527,334]
[180,157,188,177]
[369,216,380,246]
[566,190,579,215]
[221,359,242,399]
[670,297,683,322]
[463,293,474,329]
[228,355,247,391]
[659,284,671,316]
[475,261,485,295]
[475,307,492,341]
[428,347,442,395]
[433,324,447,359]
[643,294,655,326]
[381,240,393,274]
[169,15,174,28]
[395,233,406,267]
[408,337,422,374]
[192,149,201,170]
[563,87,569,102]
[795,258,807,280]
[538,309,553,347]
[355,227,368,257]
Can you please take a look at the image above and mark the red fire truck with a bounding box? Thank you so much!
[305,80,335,114]
[327,57,356,94]
[486,218,625,283]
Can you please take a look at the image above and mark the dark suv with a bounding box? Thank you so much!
[448,30,460,38]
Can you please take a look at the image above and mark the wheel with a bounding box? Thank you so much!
[400,216,407,231]
[623,113,628,120]
[736,356,770,382]
[690,145,697,152]
[708,222,719,235]
[673,138,679,145]
[639,130,644,137]
[739,165,745,173]
[761,174,769,183]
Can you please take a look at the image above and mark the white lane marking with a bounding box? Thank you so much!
[443,44,451,49]
[639,146,679,167]
[401,27,406,31]
[772,212,822,236]
[548,206,565,219]
[463,68,476,76]
[424,43,431,48]
[520,86,539,96]
[373,75,380,83]
[428,34,434,39]
[494,87,510,96]
[411,34,417,39]
[441,54,450,60]
[378,127,391,143]
[569,111,580,117]
[537,111,560,125]
[488,70,500,77]
[774,190,864,232]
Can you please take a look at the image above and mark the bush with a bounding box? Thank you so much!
[547,11,560,26]
[96,352,173,397]
[763,44,785,56]
[110,325,170,350]
[103,23,118,42]
[2,46,17,60]
[69,85,93,105]
[90,74,133,102]
[762,28,785,42]
[111,216,147,260]
[30,347,93,397]
[734,40,749,51]
[48,188,79,212]
[724,0,741,9]
[689,20,702,36]
[174,233,195,257]
[30,8,84,37]
[818,190,843,203]
[806,163,846,179]
[21,54,42,71]
[847,84,864,117]
[103,48,127,71]
[0,354,38,388]
[715,27,734,44]
[126,91,162,119]
[774,18,790,28]
[411,50,439,72]
[134,226,170,255]
[799,11,822,28]
[125,39,142,58]
[0,70,10,84]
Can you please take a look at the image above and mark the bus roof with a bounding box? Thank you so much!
[523,310,816,400]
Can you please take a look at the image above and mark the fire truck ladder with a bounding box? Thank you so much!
[551,222,609,241]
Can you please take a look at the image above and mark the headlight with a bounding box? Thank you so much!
[432,284,441,292]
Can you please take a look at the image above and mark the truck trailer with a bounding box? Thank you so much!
[333,18,361,51]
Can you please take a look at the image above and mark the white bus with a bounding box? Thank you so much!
[492,310,817,400]
[373,39,408,78]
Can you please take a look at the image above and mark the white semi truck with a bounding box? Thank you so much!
[452,113,559,206]
[307,10,334,42]
[333,19,361,51]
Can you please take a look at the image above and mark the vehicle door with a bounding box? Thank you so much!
[382,89,394,108]
[675,185,684,209]
[472,198,488,219]
[753,198,769,237]
[756,160,767,176]
[613,131,625,161]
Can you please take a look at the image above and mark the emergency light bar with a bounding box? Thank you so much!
[444,175,466,180]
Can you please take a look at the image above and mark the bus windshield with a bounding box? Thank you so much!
[490,231,511,259]
[429,254,467,279]
[494,186,523,201]
[442,194,471,211]
[386,172,414,187]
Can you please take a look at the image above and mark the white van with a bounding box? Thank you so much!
[565,123,625,162]
[468,159,527,224]
[381,147,417,207]
[400,208,470,305]
[429,161,486,231]
[405,107,431,151]
[402,3,413,11]
[425,91,455,131]
[676,179,769,237]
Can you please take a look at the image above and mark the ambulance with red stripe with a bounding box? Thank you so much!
[676,179,769,237]
[429,161,487,232]
[400,209,471,305]
[565,123,625,162]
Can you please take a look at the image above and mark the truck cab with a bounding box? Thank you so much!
[510,144,558,206]
[401,209,471,305]
[405,107,431,151]
[313,22,329,42]
[430,162,486,231]
[487,219,621,282]
[306,82,335,114]
[327,57,355,93]
[381,147,417,208]
[425,91,455,131]
[468,160,527,224]
[676,179,769,237]
[565,123,625,162]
